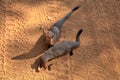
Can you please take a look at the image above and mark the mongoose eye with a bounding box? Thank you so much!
[51,35,54,38]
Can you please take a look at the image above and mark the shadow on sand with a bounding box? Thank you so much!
[11,35,48,60]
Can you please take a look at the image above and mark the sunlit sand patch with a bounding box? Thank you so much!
[95,18,112,31]
[81,35,94,47]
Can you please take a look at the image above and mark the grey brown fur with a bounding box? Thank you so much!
[43,5,80,48]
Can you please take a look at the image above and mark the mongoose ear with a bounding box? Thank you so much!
[39,26,48,34]
[43,29,46,34]
[51,33,55,38]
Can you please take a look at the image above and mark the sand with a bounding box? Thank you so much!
[0,0,120,80]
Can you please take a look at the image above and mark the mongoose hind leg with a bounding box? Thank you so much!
[43,64,47,70]
[48,64,53,71]
[48,45,54,48]
[69,50,73,56]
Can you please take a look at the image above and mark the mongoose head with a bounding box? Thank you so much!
[43,30,55,45]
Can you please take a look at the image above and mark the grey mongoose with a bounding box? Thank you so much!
[34,29,83,72]
[43,5,80,48]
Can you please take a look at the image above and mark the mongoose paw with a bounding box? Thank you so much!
[48,64,53,71]
[70,50,73,56]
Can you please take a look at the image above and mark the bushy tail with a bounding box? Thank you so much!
[76,29,83,42]
[53,5,80,29]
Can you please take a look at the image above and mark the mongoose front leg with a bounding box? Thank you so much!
[43,63,47,70]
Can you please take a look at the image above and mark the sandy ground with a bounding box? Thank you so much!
[0,0,120,80]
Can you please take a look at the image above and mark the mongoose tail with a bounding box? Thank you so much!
[53,5,80,30]
[76,29,83,42]
[70,29,83,56]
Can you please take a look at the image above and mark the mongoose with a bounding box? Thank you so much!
[34,29,83,72]
[43,5,80,48]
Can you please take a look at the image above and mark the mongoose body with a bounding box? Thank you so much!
[43,5,80,48]
[35,29,83,72]
[42,41,79,61]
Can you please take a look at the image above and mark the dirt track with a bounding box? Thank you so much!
[0,0,120,80]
